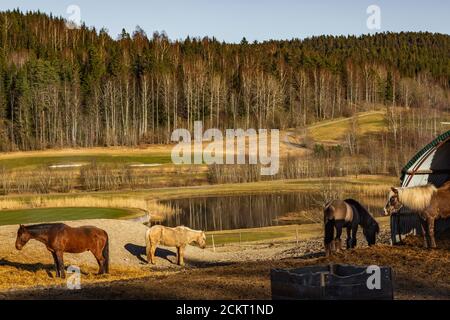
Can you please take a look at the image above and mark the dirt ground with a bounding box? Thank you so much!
[0,219,449,300]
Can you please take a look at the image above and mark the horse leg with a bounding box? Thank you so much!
[146,243,151,263]
[150,245,156,264]
[420,218,429,248]
[177,246,185,266]
[346,227,352,249]
[92,250,105,275]
[324,220,334,257]
[351,225,358,248]
[427,217,437,248]
[56,251,65,278]
[51,251,60,278]
[334,221,344,252]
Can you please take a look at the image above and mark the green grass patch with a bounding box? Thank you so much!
[206,230,291,245]
[0,154,172,170]
[0,207,137,226]
[308,112,386,143]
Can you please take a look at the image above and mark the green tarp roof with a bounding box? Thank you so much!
[400,130,450,183]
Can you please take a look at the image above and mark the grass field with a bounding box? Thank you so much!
[206,216,390,245]
[0,146,175,170]
[0,154,173,170]
[0,207,139,226]
[308,111,386,144]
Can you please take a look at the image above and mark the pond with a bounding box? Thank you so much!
[160,192,386,231]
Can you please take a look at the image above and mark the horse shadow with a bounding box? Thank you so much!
[0,258,89,278]
[124,243,176,264]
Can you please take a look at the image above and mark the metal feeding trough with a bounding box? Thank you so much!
[271,264,394,300]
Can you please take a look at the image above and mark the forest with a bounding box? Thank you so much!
[0,9,449,151]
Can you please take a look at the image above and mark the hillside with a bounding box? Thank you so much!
[0,10,449,151]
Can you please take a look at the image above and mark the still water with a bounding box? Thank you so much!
[160,192,385,231]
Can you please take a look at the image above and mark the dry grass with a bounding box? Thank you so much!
[341,183,393,197]
[307,111,386,144]
[0,264,153,291]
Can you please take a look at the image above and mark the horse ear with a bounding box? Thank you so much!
[391,187,398,194]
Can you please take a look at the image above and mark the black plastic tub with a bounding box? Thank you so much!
[271,264,394,300]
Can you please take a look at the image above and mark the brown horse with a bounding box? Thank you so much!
[15,223,109,278]
[384,182,450,248]
[145,225,206,266]
[324,198,379,256]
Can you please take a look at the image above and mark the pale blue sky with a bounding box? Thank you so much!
[1,0,449,42]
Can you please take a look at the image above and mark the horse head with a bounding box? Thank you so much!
[197,231,207,249]
[384,187,403,216]
[363,220,380,246]
[15,224,31,250]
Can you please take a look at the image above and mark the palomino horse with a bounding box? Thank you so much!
[324,198,379,256]
[384,182,450,248]
[145,225,206,266]
[15,223,109,278]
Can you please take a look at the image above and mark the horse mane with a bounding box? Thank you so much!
[24,223,62,232]
[176,225,203,233]
[397,184,437,211]
[344,198,378,231]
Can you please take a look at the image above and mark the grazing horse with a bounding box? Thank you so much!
[384,182,450,248]
[15,223,109,278]
[145,225,206,266]
[324,198,379,256]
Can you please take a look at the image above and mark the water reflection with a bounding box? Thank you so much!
[161,192,385,231]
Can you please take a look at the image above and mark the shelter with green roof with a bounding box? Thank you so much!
[391,130,450,243]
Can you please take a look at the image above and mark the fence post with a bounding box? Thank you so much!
[239,232,242,246]
[296,228,299,245]
[211,234,216,252]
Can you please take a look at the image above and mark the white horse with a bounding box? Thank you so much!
[145,225,206,266]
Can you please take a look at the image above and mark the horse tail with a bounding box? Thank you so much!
[102,233,109,273]
[324,219,334,246]
[323,200,335,224]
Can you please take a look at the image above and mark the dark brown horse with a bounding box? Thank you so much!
[15,223,109,278]
[324,198,379,256]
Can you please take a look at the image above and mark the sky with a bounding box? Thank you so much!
[0,0,449,42]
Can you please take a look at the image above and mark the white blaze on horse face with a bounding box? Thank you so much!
[384,190,395,215]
